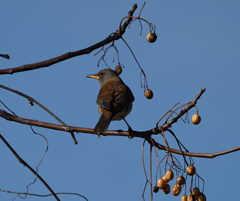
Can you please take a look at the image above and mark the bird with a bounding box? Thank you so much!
[87,68,134,137]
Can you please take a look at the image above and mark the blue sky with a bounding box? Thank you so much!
[1,0,240,200]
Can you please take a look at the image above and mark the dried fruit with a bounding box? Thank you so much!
[173,184,181,189]
[163,183,170,194]
[153,185,159,193]
[115,65,122,75]
[192,187,200,198]
[187,194,195,201]
[192,114,201,125]
[187,165,196,176]
[181,195,188,201]
[198,193,206,201]
[166,170,174,181]
[162,175,169,183]
[157,178,166,189]
[172,186,181,196]
[145,89,153,99]
[177,176,185,185]
[146,32,157,43]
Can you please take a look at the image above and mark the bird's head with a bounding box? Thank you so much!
[87,69,121,87]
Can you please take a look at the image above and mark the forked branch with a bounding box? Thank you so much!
[0,88,239,159]
[0,4,138,75]
[0,134,60,201]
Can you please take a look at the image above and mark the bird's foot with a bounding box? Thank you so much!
[97,131,107,137]
[128,127,134,139]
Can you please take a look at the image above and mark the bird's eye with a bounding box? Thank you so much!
[99,72,104,77]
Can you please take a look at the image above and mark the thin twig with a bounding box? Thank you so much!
[161,88,206,131]
[141,140,149,201]
[121,37,148,89]
[19,126,49,199]
[0,134,60,201]
[150,144,153,201]
[0,189,88,201]
[0,54,10,59]
[0,100,51,200]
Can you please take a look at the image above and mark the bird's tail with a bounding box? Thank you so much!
[94,114,112,133]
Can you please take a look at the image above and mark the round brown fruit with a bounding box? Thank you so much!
[187,165,196,176]
[192,187,200,197]
[163,183,170,194]
[166,170,174,181]
[146,32,157,43]
[162,175,169,183]
[172,186,181,196]
[173,184,181,189]
[181,195,188,201]
[115,65,122,75]
[145,89,153,99]
[153,185,159,193]
[177,176,185,185]
[192,114,201,125]
[187,194,195,201]
[157,178,166,189]
[198,193,206,201]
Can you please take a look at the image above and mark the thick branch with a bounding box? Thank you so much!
[1,109,239,159]
[0,88,205,142]
[0,84,77,144]
[0,4,137,75]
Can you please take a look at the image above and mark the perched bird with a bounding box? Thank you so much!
[87,69,134,136]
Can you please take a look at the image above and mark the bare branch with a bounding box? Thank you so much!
[0,88,206,139]
[0,88,206,140]
[0,134,60,201]
[0,84,78,144]
[1,107,239,159]
[0,4,138,75]
[0,54,10,60]
[160,88,206,131]
[150,138,240,159]
[0,189,88,200]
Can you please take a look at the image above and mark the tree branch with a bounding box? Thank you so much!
[0,134,60,201]
[0,190,88,200]
[0,54,10,60]
[1,107,239,159]
[0,84,78,144]
[149,138,240,159]
[0,4,138,75]
[161,88,205,132]
[0,88,206,139]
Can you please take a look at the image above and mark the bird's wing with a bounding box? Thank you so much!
[96,80,134,112]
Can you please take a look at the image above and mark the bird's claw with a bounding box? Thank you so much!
[128,127,134,139]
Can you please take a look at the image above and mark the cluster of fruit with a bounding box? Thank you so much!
[182,188,206,201]
[153,169,185,196]
[153,166,206,201]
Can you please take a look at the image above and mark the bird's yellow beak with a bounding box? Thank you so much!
[86,74,99,79]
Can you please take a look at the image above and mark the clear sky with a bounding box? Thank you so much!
[1,0,240,200]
